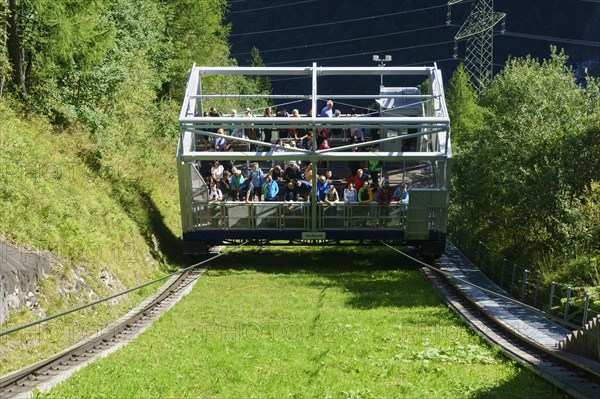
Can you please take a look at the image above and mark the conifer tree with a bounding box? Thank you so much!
[248,46,272,95]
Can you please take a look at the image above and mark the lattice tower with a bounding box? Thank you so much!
[448,0,505,93]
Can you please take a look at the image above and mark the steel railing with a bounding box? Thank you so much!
[448,225,599,327]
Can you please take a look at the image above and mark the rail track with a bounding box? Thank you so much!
[0,267,206,398]
[423,262,600,399]
[3,241,599,398]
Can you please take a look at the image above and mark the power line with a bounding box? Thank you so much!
[267,40,456,66]
[229,4,447,37]
[498,30,600,48]
[448,23,600,48]
[228,0,318,15]
[405,57,460,66]
[232,24,451,57]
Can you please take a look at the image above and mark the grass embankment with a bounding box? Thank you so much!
[43,247,565,399]
[0,101,183,374]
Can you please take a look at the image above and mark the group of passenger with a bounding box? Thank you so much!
[202,101,380,152]
[200,101,412,210]
[203,159,409,208]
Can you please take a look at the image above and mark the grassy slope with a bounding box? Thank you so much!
[42,247,565,399]
[0,101,182,373]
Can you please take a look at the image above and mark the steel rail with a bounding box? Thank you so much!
[381,242,600,399]
[0,244,243,397]
[0,268,203,398]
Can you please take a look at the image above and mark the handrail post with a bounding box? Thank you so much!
[511,263,517,294]
[500,259,507,287]
[548,281,556,312]
[564,286,572,322]
[533,275,541,308]
[582,292,590,328]
[520,269,529,302]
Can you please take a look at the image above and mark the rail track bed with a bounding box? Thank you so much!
[426,243,600,399]
[0,267,206,399]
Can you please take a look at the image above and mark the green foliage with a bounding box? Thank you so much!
[247,46,272,94]
[450,48,600,283]
[161,0,231,99]
[5,0,113,94]
[446,64,485,146]
[0,2,9,92]
[2,0,257,129]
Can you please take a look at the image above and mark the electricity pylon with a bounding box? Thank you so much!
[448,0,505,93]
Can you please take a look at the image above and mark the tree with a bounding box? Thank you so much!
[0,1,9,96]
[446,63,484,146]
[452,47,599,266]
[247,46,271,94]
[161,0,231,99]
[3,0,112,97]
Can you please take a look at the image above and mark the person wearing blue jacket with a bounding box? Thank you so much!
[263,174,279,201]
[248,162,265,200]
[316,175,329,203]
[393,183,410,210]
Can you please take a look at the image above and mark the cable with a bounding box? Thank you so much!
[0,243,247,338]
[497,30,600,48]
[448,24,600,48]
[228,0,318,15]
[267,40,455,66]
[270,76,312,83]
[404,57,460,66]
[230,4,447,37]
[232,25,450,57]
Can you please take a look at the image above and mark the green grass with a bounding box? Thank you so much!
[41,247,566,399]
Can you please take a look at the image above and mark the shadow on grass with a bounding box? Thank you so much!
[469,367,569,399]
[208,246,441,310]
[78,147,184,267]
[210,246,422,274]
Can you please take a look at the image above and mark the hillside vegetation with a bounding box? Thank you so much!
[0,0,269,296]
[0,0,269,372]
[447,49,600,287]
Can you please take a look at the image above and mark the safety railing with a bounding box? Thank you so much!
[189,201,409,231]
[449,225,599,327]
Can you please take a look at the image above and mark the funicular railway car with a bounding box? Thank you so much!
[177,64,452,256]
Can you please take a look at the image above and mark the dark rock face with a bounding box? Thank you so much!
[227,0,599,97]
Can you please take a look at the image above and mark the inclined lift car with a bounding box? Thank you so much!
[177,64,452,256]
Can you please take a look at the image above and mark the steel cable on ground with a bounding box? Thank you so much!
[0,243,247,338]
[230,4,447,37]
[379,241,600,338]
